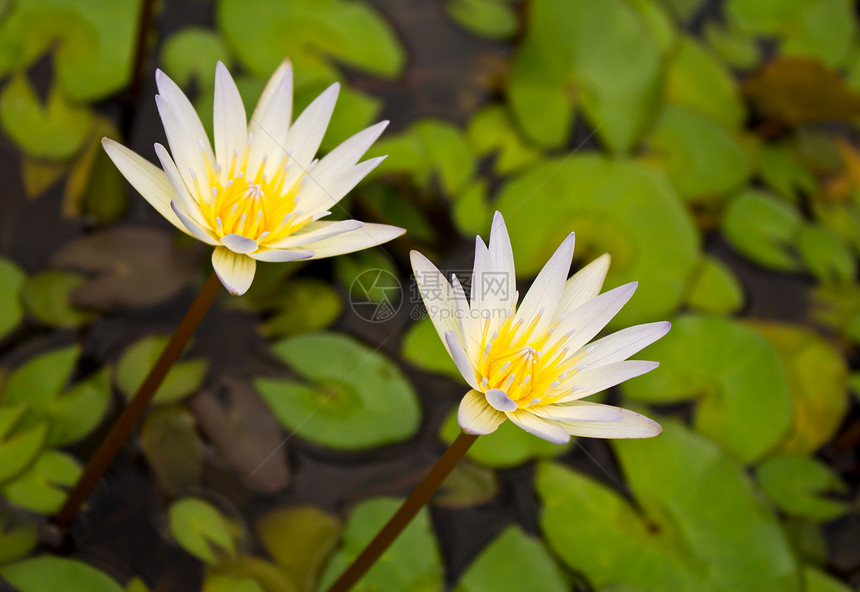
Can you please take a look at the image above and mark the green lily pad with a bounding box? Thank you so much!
[114,335,208,404]
[803,566,853,592]
[758,144,817,203]
[318,497,444,591]
[622,315,791,463]
[657,0,705,22]
[466,105,542,175]
[685,256,744,315]
[125,577,151,592]
[537,420,800,592]
[1,450,81,514]
[21,270,97,328]
[439,406,571,469]
[140,406,204,495]
[0,258,25,341]
[726,0,854,67]
[216,0,404,84]
[169,498,239,565]
[798,225,856,284]
[452,180,493,238]
[335,249,399,310]
[370,119,475,195]
[0,0,140,101]
[203,574,267,592]
[161,28,233,91]
[0,405,46,484]
[401,318,461,380]
[0,74,92,160]
[722,189,804,271]
[260,278,342,338]
[644,105,752,201]
[495,155,700,326]
[749,322,848,454]
[255,506,341,592]
[703,19,761,69]
[2,345,111,446]
[434,460,498,508]
[445,0,518,40]
[0,510,38,565]
[756,454,848,521]
[455,525,567,592]
[0,556,123,592]
[665,36,746,127]
[255,333,421,450]
[508,0,663,151]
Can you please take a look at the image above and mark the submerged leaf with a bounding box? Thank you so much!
[21,271,97,328]
[168,498,239,565]
[140,406,204,495]
[115,335,207,405]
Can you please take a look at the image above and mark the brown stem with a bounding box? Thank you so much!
[326,431,478,592]
[52,272,222,528]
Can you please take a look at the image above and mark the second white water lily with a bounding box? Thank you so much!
[104,60,404,295]
[411,212,668,444]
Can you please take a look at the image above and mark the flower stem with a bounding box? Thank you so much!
[52,272,222,528]
[325,431,479,592]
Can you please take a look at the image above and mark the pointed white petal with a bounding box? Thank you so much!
[410,251,460,350]
[170,200,219,245]
[221,233,258,254]
[266,220,364,249]
[548,282,638,353]
[295,155,386,215]
[555,406,662,439]
[506,409,570,444]
[153,143,207,228]
[554,360,659,403]
[577,321,671,367]
[155,70,214,180]
[449,273,478,363]
[212,246,256,295]
[102,138,185,232]
[458,389,506,435]
[470,236,490,311]
[307,120,389,182]
[279,83,340,189]
[515,232,575,335]
[488,212,516,311]
[303,223,404,260]
[247,62,293,176]
[446,331,481,391]
[557,253,611,314]
[250,59,292,134]
[248,248,314,262]
[531,400,624,422]
[213,61,247,168]
[155,94,211,196]
[485,388,518,412]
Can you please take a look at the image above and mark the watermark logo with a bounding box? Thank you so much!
[349,269,403,323]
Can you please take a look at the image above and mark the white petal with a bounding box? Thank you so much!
[155,94,212,198]
[514,232,575,335]
[266,220,364,249]
[557,253,611,314]
[531,401,624,422]
[170,200,219,245]
[485,388,518,412]
[248,248,314,262]
[506,409,570,444]
[250,59,292,135]
[154,143,207,228]
[470,236,491,312]
[303,223,404,260]
[458,389,506,435]
[247,62,293,177]
[446,331,481,391]
[554,360,659,403]
[102,138,185,232]
[488,212,516,311]
[450,273,478,364]
[548,282,638,353]
[212,246,256,295]
[305,120,389,182]
[221,233,258,254]
[410,251,460,350]
[555,406,662,439]
[577,321,671,367]
[213,61,247,168]
[295,155,386,215]
[279,83,340,190]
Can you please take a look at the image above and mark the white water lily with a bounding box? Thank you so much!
[103,60,404,295]
[411,212,668,444]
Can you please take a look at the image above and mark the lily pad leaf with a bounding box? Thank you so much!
[318,497,444,591]
[21,271,97,328]
[255,506,341,592]
[445,0,518,40]
[259,278,342,338]
[0,405,46,484]
[0,258,25,341]
[537,420,800,592]
[255,333,421,450]
[140,406,204,496]
[115,335,208,405]
[798,225,856,284]
[758,144,817,202]
[168,498,239,565]
[335,249,400,314]
[803,566,853,592]
[496,155,699,326]
[622,315,792,463]
[722,189,804,271]
[401,318,461,380]
[455,525,567,592]
[0,556,123,592]
[435,460,498,508]
[749,322,848,454]
[0,510,38,565]
[466,105,542,175]
[1,450,81,514]
[703,19,761,69]
[0,74,92,160]
[684,256,744,315]
[202,574,267,592]
[161,28,233,92]
[756,454,848,521]
[452,180,493,239]
[439,406,571,469]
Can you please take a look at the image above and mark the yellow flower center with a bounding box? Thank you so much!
[477,313,583,408]
[195,143,311,244]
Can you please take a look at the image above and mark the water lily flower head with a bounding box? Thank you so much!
[410,212,668,444]
[103,60,404,295]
